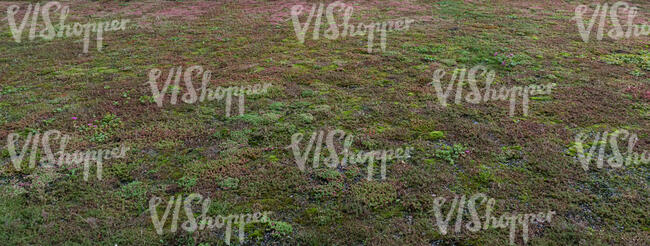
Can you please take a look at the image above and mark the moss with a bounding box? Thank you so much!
[290,101,312,109]
[155,139,181,150]
[313,104,331,112]
[531,96,553,101]
[302,206,342,226]
[312,182,344,201]
[267,154,279,163]
[314,168,342,181]
[3,1,649,244]
[270,102,285,111]
[263,112,282,122]
[600,51,650,71]
[350,181,397,210]
[427,131,445,140]
[106,161,136,182]
[231,114,266,125]
[301,89,317,97]
[298,113,314,124]
[116,181,149,213]
[230,129,252,143]
[291,64,311,73]
[440,59,457,66]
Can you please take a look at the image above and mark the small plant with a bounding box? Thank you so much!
[100,113,122,128]
[168,85,181,94]
[630,69,646,77]
[270,102,285,111]
[313,182,343,200]
[217,177,239,189]
[178,176,198,189]
[427,131,445,140]
[501,145,523,160]
[476,165,495,184]
[267,221,293,238]
[42,118,55,126]
[118,181,147,199]
[600,51,650,71]
[435,144,466,165]
[232,114,265,125]
[409,44,444,54]
[268,154,279,162]
[0,85,28,95]
[139,95,155,104]
[314,169,342,181]
[350,181,397,210]
[298,113,314,124]
[491,52,531,67]
[566,139,604,159]
[422,55,436,62]
[301,89,316,97]
[81,113,122,143]
[90,132,109,143]
[263,112,281,122]
[107,162,133,182]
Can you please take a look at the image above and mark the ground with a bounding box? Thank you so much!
[0,0,648,245]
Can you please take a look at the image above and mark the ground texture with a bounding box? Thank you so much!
[0,0,649,245]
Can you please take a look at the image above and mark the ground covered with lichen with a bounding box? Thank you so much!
[0,0,648,245]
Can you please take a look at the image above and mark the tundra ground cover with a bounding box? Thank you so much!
[0,0,648,245]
